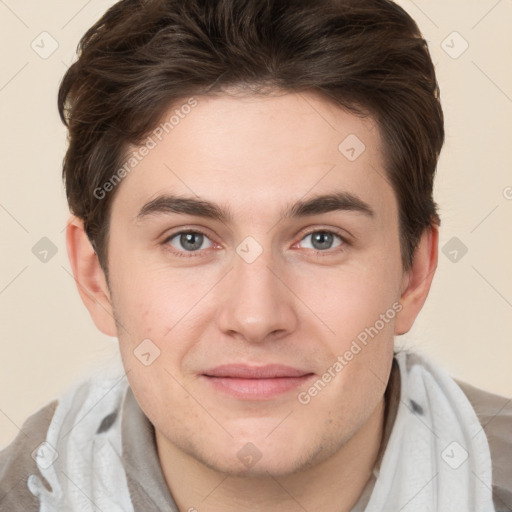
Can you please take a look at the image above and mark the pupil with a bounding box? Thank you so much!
[178,232,333,252]
[313,232,332,250]
[182,232,202,251]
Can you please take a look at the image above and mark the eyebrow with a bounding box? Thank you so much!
[135,191,375,223]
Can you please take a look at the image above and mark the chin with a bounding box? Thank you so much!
[205,455,307,479]
[195,436,324,478]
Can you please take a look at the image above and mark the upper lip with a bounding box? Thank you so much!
[202,364,313,379]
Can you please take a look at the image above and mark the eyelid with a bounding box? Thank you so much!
[161,227,218,258]
[292,227,350,257]
[298,226,351,245]
[161,225,351,258]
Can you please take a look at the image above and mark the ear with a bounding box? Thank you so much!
[395,225,438,335]
[65,215,117,337]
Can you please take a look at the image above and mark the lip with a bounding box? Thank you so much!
[203,364,311,379]
[201,364,315,400]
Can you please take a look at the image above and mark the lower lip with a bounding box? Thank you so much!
[201,374,315,400]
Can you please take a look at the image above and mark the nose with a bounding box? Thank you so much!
[215,243,298,344]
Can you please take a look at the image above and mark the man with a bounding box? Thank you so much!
[1,0,511,511]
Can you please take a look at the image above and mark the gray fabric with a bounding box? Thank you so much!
[350,357,512,512]
[1,356,511,512]
[349,355,401,511]
[121,386,179,511]
[455,378,512,512]
[0,399,57,512]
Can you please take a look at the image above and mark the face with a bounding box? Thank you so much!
[103,91,406,476]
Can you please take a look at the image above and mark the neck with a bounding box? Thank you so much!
[156,396,386,512]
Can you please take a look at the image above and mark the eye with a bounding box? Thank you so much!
[162,228,349,259]
[164,230,214,257]
[297,230,347,253]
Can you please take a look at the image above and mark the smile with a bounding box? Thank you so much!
[201,364,315,400]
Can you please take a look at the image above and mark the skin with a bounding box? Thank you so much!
[67,90,438,512]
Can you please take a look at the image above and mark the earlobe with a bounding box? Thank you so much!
[65,216,117,337]
[395,225,439,335]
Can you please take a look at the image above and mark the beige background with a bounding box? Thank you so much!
[1,0,511,449]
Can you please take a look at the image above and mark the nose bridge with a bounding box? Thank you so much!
[216,237,297,342]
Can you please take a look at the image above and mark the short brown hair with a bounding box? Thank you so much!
[58,0,444,277]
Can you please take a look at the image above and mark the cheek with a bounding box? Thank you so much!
[110,256,192,330]
[297,255,401,342]
[296,244,401,401]
[108,271,187,390]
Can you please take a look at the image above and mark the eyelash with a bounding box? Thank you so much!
[161,228,350,259]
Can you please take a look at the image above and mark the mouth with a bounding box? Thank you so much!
[201,364,315,400]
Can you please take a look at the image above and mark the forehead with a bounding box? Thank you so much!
[111,91,396,225]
